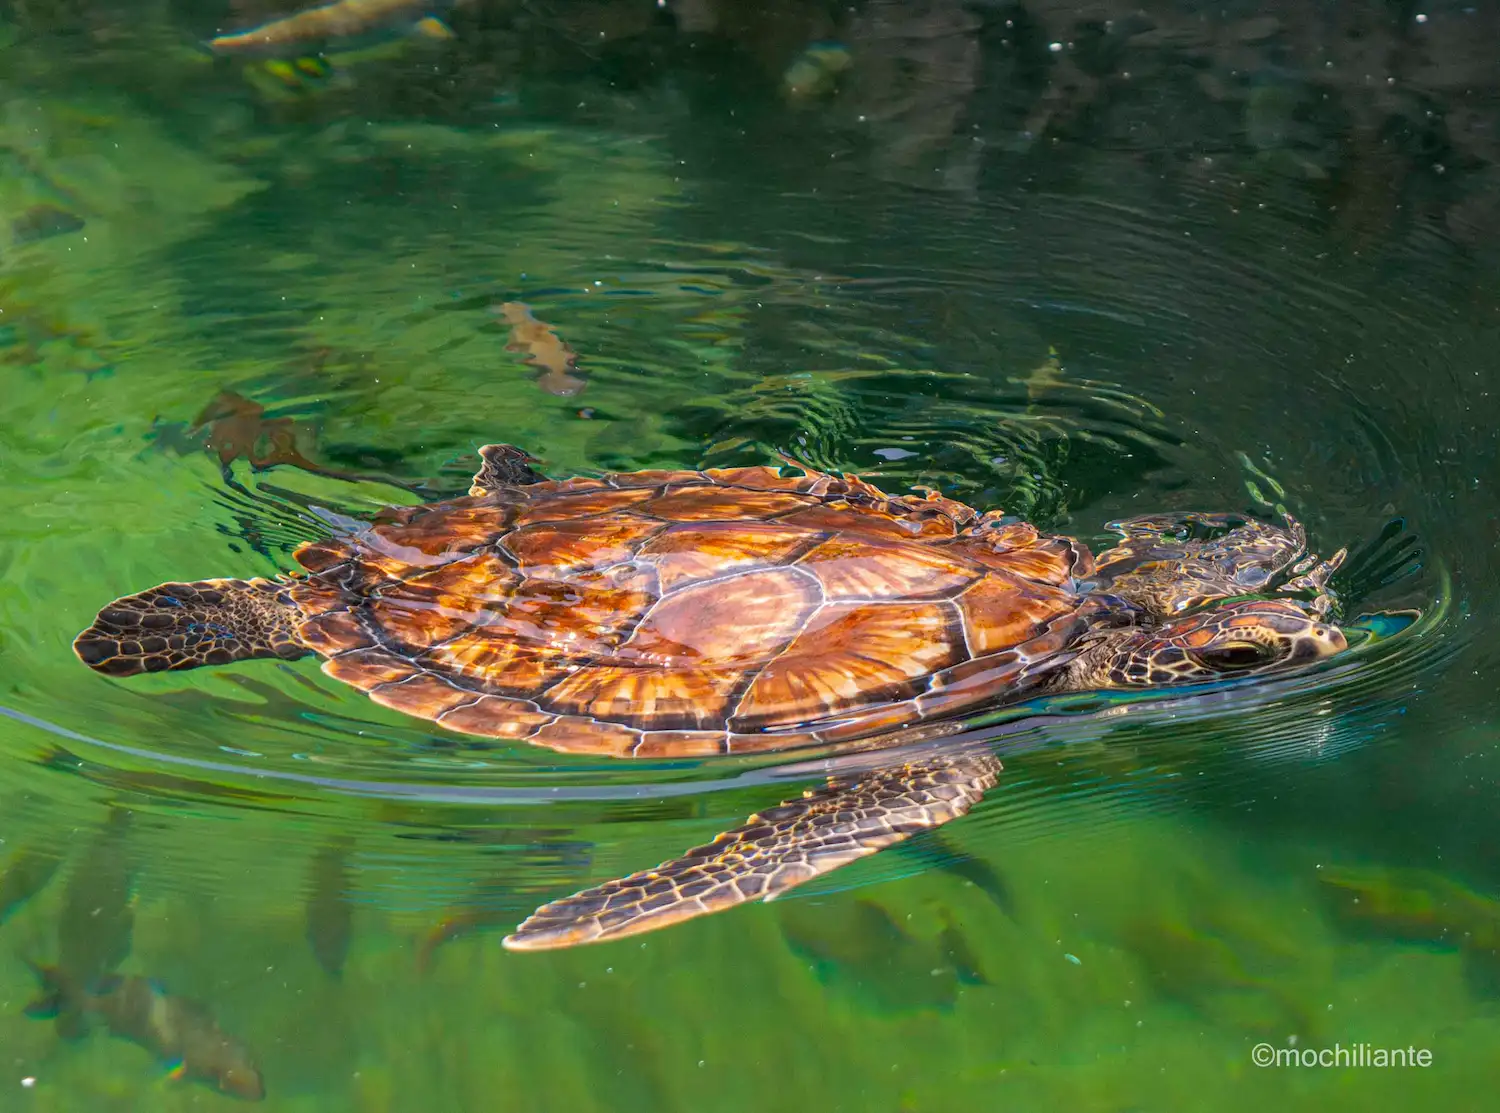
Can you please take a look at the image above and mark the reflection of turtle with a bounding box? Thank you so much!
[76,445,1350,950]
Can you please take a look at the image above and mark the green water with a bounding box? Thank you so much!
[2,1,1499,1109]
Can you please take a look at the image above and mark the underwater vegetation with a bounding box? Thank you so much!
[1115,913,1319,1041]
[1318,863,1500,992]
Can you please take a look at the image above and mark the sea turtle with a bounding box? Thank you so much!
[74,445,1349,950]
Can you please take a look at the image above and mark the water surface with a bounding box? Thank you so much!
[1,2,1498,1109]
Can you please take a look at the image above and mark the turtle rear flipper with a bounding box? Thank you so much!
[503,751,1001,951]
[73,578,306,677]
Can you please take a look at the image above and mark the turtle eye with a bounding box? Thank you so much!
[1188,641,1276,670]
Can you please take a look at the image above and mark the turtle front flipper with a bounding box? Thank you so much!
[503,751,1001,951]
[73,579,306,677]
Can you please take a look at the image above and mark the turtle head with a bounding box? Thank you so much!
[1075,599,1347,690]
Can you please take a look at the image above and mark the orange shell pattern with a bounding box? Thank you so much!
[286,466,1093,757]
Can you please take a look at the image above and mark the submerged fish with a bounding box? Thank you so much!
[210,0,456,57]
[782,41,853,101]
[495,302,587,397]
[56,808,135,1034]
[415,834,594,973]
[190,389,397,486]
[890,831,1016,918]
[239,34,428,101]
[415,898,515,973]
[780,898,986,1013]
[25,964,265,1101]
[303,837,354,979]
